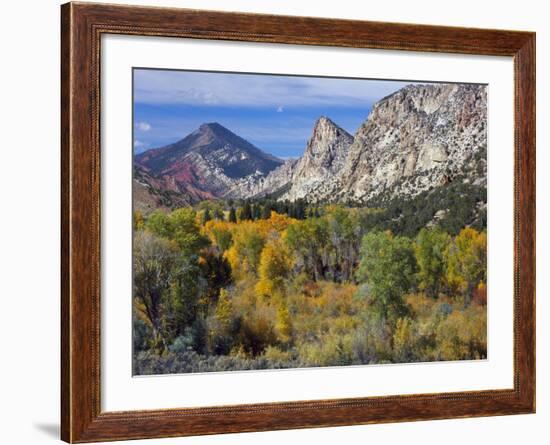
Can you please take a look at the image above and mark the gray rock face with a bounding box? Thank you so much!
[333,83,487,202]
[224,158,298,200]
[232,116,354,200]
[134,83,487,210]
[283,116,353,201]
[244,83,487,203]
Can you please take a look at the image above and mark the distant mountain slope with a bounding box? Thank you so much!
[134,123,284,205]
[242,83,487,204]
[133,166,195,214]
[334,83,487,203]
[133,83,487,211]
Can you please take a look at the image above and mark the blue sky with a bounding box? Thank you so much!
[133,69,415,159]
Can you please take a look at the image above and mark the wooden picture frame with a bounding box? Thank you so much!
[61,2,535,442]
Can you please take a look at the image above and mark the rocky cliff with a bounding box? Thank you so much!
[282,116,353,201]
[134,82,487,210]
[244,83,487,204]
[227,116,353,201]
[334,83,487,202]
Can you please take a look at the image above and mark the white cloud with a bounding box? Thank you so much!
[134,69,416,108]
[136,121,152,131]
[133,139,146,148]
[277,106,284,113]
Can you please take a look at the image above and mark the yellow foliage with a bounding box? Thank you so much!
[405,293,432,316]
[275,302,293,344]
[298,333,354,367]
[139,204,488,369]
[313,281,357,316]
[445,227,487,297]
[224,245,241,278]
[133,299,152,326]
[256,239,294,298]
[406,293,453,319]
[266,211,295,233]
[223,221,265,277]
[133,211,144,230]
[215,288,233,328]
[330,315,361,335]
[263,346,293,362]
[434,305,487,361]
[393,317,415,352]
[204,213,298,281]
[203,220,233,253]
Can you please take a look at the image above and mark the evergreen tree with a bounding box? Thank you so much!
[288,202,296,219]
[201,208,212,225]
[228,206,237,223]
[261,204,272,219]
[253,203,262,220]
[213,208,224,221]
[295,200,306,220]
[241,201,252,221]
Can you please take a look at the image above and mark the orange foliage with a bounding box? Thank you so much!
[473,282,487,306]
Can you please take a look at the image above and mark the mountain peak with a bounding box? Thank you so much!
[308,116,353,152]
[311,116,352,140]
[199,122,226,132]
[279,116,354,201]
[135,122,284,196]
[195,122,237,141]
[314,116,341,131]
[135,83,487,210]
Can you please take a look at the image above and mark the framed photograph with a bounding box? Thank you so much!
[61,2,535,442]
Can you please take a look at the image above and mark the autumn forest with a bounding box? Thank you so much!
[132,74,488,375]
[133,192,487,375]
